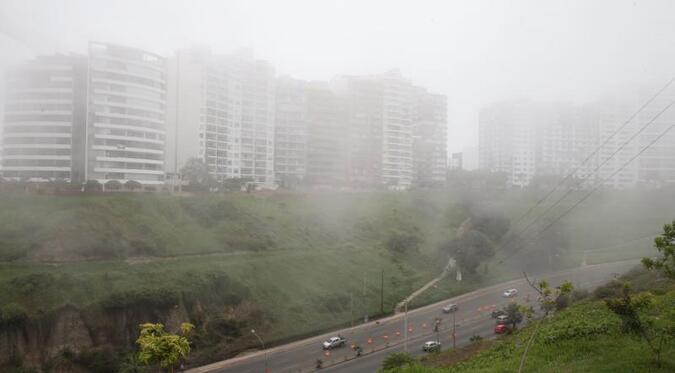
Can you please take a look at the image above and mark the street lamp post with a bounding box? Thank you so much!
[452,310,456,349]
[403,301,408,352]
[251,329,268,373]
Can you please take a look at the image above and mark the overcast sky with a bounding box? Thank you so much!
[1,0,675,153]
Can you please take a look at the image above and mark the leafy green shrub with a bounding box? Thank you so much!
[382,352,415,370]
[10,273,57,295]
[471,213,510,241]
[470,334,483,344]
[205,317,245,341]
[0,303,28,329]
[386,232,421,253]
[180,198,239,227]
[571,288,590,302]
[100,288,179,309]
[593,280,623,299]
[540,319,614,344]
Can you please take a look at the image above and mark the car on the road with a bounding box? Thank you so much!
[422,341,441,352]
[442,303,458,313]
[503,288,518,297]
[495,324,509,334]
[496,314,509,324]
[322,335,346,350]
[491,309,506,318]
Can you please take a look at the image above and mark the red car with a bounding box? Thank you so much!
[494,324,509,334]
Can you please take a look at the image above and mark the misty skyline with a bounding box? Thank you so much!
[2,0,675,153]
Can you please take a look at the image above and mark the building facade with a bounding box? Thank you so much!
[86,42,168,187]
[479,101,538,187]
[413,90,448,186]
[167,47,276,189]
[333,70,445,189]
[479,91,675,189]
[1,54,87,182]
[274,77,307,185]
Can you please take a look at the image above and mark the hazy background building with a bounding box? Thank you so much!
[478,86,675,190]
[274,77,307,186]
[167,47,276,189]
[449,152,462,170]
[1,54,87,183]
[333,70,444,190]
[479,101,538,187]
[2,44,447,192]
[413,90,448,186]
[633,86,675,187]
[461,147,479,170]
[304,81,350,187]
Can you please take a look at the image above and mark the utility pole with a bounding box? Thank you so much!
[452,310,457,349]
[251,329,268,373]
[403,301,408,352]
[380,269,384,315]
[350,292,354,328]
[363,274,368,323]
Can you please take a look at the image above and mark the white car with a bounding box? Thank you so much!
[442,303,458,313]
[503,288,518,297]
[322,336,346,349]
[423,340,441,352]
[496,314,509,324]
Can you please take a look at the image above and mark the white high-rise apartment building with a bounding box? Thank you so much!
[479,89,675,189]
[479,101,539,187]
[413,90,448,186]
[633,85,675,186]
[274,77,307,184]
[334,70,438,189]
[1,54,87,182]
[86,42,167,187]
[167,47,276,188]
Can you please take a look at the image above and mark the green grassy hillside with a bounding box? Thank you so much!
[0,191,469,367]
[0,188,672,370]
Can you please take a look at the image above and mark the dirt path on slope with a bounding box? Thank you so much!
[394,217,472,312]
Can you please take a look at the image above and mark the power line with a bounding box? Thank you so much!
[501,115,675,264]
[500,87,675,253]
[508,77,675,230]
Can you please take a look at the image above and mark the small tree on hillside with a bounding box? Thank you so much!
[84,179,102,192]
[137,322,194,373]
[221,177,246,192]
[524,275,574,315]
[180,158,212,191]
[642,220,675,279]
[503,302,525,330]
[445,230,494,274]
[105,180,122,191]
[605,283,673,367]
[125,180,142,191]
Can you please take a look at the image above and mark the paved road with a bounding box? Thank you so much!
[189,260,636,373]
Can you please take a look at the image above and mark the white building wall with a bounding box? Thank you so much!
[1,55,84,182]
[87,42,167,187]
